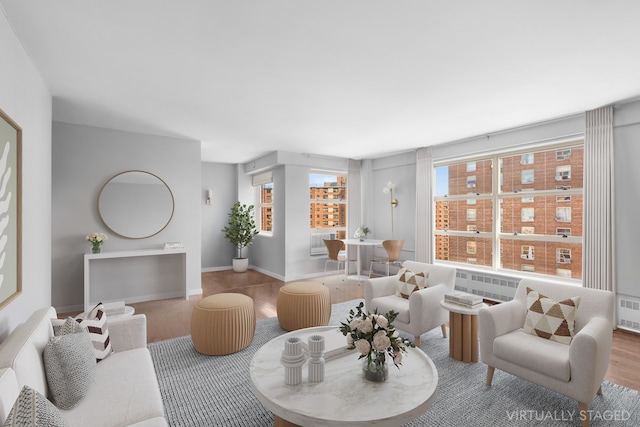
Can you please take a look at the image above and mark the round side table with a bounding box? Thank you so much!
[440,300,487,363]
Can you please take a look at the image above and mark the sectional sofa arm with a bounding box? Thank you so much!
[107,314,148,352]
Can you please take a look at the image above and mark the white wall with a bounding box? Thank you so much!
[201,162,238,270]
[0,12,52,339]
[52,122,202,312]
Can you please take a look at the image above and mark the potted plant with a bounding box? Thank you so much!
[222,202,259,272]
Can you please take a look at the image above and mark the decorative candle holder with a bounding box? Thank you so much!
[307,335,325,382]
[281,337,305,385]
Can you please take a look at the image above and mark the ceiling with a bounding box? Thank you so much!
[3,1,640,164]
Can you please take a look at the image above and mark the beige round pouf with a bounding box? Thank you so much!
[277,282,331,331]
[190,293,256,355]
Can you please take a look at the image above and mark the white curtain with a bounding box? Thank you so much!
[583,106,615,299]
[415,147,433,263]
[348,159,362,268]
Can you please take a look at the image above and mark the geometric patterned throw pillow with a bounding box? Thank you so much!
[43,329,96,410]
[4,385,69,427]
[522,287,581,345]
[396,268,429,299]
[74,302,113,362]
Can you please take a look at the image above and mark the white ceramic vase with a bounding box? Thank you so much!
[232,258,249,273]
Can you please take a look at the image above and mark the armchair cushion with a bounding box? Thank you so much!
[370,295,410,324]
[523,287,580,345]
[494,330,571,381]
[396,268,429,299]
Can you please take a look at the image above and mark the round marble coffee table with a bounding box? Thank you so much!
[249,325,438,427]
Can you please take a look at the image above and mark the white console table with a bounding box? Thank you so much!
[84,248,187,312]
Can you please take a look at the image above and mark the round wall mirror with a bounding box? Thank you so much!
[98,170,175,239]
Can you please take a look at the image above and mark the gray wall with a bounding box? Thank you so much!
[0,11,53,339]
[201,162,238,270]
[52,122,202,313]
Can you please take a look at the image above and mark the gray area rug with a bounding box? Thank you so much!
[149,299,639,426]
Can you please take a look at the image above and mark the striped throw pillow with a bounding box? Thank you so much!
[75,303,113,362]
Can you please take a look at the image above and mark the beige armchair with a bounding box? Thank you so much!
[479,278,614,427]
[364,261,456,346]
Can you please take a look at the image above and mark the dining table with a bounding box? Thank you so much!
[341,238,384,281]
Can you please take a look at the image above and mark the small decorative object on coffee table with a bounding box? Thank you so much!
[307,335,325,382]
[339,301,414,382]
[85,232,108,254]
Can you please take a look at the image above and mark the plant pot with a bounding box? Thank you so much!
[232,258,249,273]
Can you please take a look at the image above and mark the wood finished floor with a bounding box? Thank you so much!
[67,269,640,392]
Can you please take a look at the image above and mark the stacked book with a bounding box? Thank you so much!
[444,291,484,309]
[103,301,126,316]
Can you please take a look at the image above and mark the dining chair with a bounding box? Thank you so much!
[322,239,356,287]
[369,239,405,277]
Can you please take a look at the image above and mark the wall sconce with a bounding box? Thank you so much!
[382,181,397,207]
[206,189,212,205]
[382,181,397,238]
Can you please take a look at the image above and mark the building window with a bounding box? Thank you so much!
[466,209,477,221]
[434,141,584,280]
[253,172,274,233]
[521,226,534,235]
[467,161,476,172]
[521,208,534,222]
[521,153,534,165]
[521,245,534,260]
[309,171,347,241]
[467,241,477,254]
[467,258,477,265]
[556,207,571,222]
[556,248,571,264]
[467,176,477,188]
[556,165,571,181]
[522,264,535,272]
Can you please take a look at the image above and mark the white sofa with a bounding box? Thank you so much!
[0,307,166,426]
[479,278,614,427]
[364,261,457,346]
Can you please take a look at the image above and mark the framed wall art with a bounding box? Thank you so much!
[0,109,21,309]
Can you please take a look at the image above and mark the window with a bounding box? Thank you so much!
[521,245,535,260]
[467,241,477,254]
[521,153,534,165]
[466,209,477,221]
[467,258,477,265]
[556,165,571,181]
[521,208,534,222]
[434,141,584,280]
[467,176,477,188]
[556,248,571,264]
[309,171,347,240]
[467,161,476,172]
[556,207,571,222]
[521,226,534,235]
[253,172,273,233]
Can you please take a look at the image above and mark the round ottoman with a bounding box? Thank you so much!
[191,293,256,355]
[277,282,331,331]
